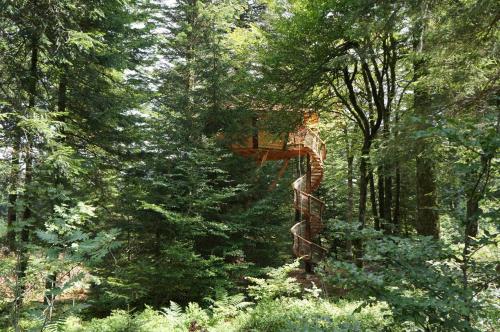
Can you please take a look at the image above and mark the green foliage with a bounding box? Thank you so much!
[39,296,394,332]
[206,290,253,323]
[246,260,301,301]
[84,0,295,313]
[321,235,499,331]
[90,243,236,312]
[239,297,391,332]
[0,0,498,331]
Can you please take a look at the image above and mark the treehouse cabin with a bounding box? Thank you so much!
[229,111,322,161]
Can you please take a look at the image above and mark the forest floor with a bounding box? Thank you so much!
[0,250,89,303]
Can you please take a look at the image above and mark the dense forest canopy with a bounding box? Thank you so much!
[0,0,498,331]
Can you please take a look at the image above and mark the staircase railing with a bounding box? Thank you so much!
[289,127,327,262]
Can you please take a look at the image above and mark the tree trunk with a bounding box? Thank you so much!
[383,173,392,234]
[414,119,439,237]
[16,33,38,308]
[413,10,439,238]
[465,199,479,238]
[43,72,67,309]
[393,167,401,234]
[358,143,370,227]
[381,106,393,234]
[18,143,33,304]
[6,135,20,252]
[415,140,439,237]
[184,0,197,140]
[377,166,385,227]
[369,170,379,230]
[465,153,494,238]
[461,116,497,327]
[354,139,371,267]
[461,171,484,328]
[43,273,56,306]
[393,108,401,234]
[345,126,354,257]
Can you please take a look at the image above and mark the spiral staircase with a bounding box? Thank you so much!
[230,121,327,262]
[288,127,327,262]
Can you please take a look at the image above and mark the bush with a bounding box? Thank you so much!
[38,262,403,331]
[239,298,391,332]
[48,297,393,332]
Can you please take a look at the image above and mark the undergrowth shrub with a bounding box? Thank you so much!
[41,260,396,331]
[239,298,391,332]
[45,298,393,332]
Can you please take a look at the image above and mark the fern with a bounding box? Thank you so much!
[160,300,183,319]
[44,317,67,332]
[247,260,301,300]
[208,291,253,322]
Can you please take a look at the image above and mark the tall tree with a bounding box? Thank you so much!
[412,1,440,238]
[0,0,149,326]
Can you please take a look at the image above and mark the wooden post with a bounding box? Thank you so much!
[295,201,301,255]
[269,159,290,191]
[258,150,269,166]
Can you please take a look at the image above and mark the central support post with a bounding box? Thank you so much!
[305,153,313,273]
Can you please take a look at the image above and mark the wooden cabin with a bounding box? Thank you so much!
[229,111,320,161]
